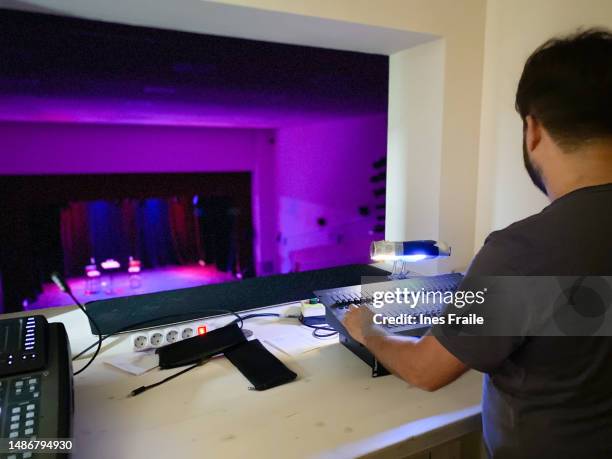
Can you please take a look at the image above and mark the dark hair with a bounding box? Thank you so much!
[516,28,612,150]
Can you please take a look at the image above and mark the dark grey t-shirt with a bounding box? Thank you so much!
[435,183,612,458]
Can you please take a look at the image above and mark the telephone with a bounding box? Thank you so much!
[0,315,73,457]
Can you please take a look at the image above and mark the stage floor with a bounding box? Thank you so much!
[27,265,236,310]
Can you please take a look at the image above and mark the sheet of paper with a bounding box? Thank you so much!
[104,350,159,376]
[264,331,338,356]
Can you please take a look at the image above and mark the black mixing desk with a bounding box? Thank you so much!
[316,273,464,376]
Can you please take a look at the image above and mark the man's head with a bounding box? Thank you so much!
[516,29,612,199]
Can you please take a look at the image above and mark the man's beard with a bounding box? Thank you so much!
[523,140,547,195]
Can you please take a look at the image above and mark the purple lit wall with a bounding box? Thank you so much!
[0,122,273,175]
[0,121,277,275]
[0,115,386,274]
[0,9,390,313]
[275,114,387,271]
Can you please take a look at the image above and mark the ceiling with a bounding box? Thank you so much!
[0,4,432,128]
[0,0,434,55]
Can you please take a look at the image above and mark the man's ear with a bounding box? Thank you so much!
[525,115,542,154]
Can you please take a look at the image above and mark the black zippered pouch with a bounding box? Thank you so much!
[157,322,246,369]
[225,339,297,391]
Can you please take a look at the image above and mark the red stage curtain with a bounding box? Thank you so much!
[60,197,203,277]
[60,202,92,277]
[120,199,139,260]
[168,197,203,265]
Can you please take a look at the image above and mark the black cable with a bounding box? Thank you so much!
[65,291,103,376]
[298,315,338,339]
[227,312,280,326]
[127,312,329,396]
[51,271,104,375]
[230,312,337,337]
[312,328,338,338]
[129,360,206,397]
[125,314,279,397]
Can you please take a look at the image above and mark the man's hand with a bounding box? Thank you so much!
[342,305,468,391]
[342,304,376,345]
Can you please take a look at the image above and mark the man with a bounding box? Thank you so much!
[343,29,612,458]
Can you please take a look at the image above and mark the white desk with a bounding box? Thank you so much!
[6,303,483,459]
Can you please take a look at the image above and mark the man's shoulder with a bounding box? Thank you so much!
[485,211,546,246]
[471,212,548,276]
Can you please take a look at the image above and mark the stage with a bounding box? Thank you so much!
[26,264,236,310]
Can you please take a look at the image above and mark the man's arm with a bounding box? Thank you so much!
[343,305,468,391]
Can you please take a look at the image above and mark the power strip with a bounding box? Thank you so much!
[130,306,302,352]
[131,320,210,352]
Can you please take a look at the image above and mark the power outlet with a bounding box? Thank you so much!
[181,326,195,340]
[133,334,148,351]
[149,331,165,347]
[165,328,180,344]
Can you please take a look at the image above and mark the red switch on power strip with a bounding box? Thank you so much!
[197,326,207,335]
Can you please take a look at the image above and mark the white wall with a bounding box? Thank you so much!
[474,0,612,248]
[386,40,445,274]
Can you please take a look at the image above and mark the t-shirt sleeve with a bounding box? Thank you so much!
[429,231,526,373]
[433,333,523,373]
